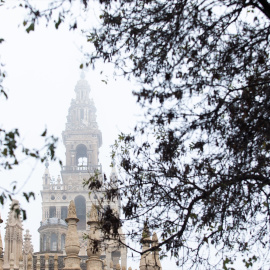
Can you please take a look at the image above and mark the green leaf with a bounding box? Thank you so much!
[22,209,27,220]
[41,129,47,137]
[26,23,35,33]
[55,17,62,29]
[0,89,8,99]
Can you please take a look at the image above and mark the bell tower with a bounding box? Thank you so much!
[38,73,127,268]
[62,72,102,176]
[39,73,104,256]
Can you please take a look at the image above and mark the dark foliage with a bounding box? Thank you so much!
[0,125,59,218]
[85,0,270,269]
[2,0,270,268]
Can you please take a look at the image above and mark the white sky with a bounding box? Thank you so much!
[0,1,267,269]
[0,1,181,269]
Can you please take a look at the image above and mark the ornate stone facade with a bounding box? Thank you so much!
[0,74,162,270]
[3,200,23,270]
[38,73,127,267]
[0,201,162,270]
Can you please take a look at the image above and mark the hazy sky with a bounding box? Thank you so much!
[0,1,154,269]
[0,1,262,269]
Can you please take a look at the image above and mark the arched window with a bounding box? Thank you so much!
[61,206,68,220]
[76,144,88,167]
[43,235,47,252]
[61,234,66,251]
[74,195,86,230]
[51,233,58,251]
[49,206,56,218]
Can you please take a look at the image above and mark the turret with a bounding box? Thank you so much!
[151,233,162,270]
[3,201,23,270]
[22,230,33,270]
[42,160,51,188]
[139,223,152,270]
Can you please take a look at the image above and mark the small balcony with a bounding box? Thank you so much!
[61,164,102,173]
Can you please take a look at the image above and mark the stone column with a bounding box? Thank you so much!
[58,233,61,251]
[54,254,58,270]
[56,207,61,219]
[36,255,40,270]
[86,205,102,270]
[10,254,14,270]
[45,254,49,270]
[18,256,23,270]
[27,254,32,270]
[63,200,81,270]
[46,233,50,252]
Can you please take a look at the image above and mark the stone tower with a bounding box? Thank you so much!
[38,73,127,268]
[3,200,23,270]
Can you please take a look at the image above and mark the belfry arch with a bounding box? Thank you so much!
[76,144,88,167]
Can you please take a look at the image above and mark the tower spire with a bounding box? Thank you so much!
[3,200,23,270]
[62,74,102,175]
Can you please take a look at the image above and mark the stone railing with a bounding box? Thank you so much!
[61,165,102,173]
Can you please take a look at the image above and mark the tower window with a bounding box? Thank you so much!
[61,234,66,251]
[43,235,47,252]
[61,206,68,220]
[49,206,56,218]
[74,195,86,230]
[51,233,58,251]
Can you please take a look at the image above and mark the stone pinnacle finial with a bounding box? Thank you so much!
[152,232,158,246]
[89,205,98,224]
[86,203,102,270]
[66,200,78,221]
[141,221,151,243]
[63,201,81,270]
